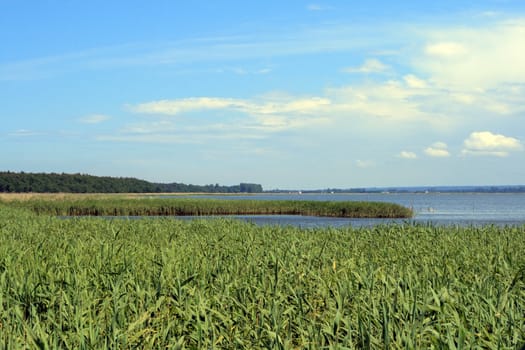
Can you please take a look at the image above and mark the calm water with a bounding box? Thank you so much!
[169,193,525,228]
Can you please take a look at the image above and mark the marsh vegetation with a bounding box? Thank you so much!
[3,196,414,218]
[0,203,524,348]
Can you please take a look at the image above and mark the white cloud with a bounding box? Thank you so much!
[118,76,449,145]
[323,79,454,129]
[131,98,243,115]
[131,96,331,117]
[343,59,389,74]
[128,80,446,142]
[425,148,450,157]
[119,20,525,145]
[109,94,335,144]
[425,42,467,57]
[452,93,475,104]
[462,131,523,157]
[424,142,450,157]
[398,151,417,159]
[122,55,524,145]
[124,70,517,146]
[461,150,510,157]
[79,114,110,124]
[403,74,427,89]
[416,20,525,88]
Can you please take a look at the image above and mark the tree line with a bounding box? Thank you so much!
[0,172,263,194]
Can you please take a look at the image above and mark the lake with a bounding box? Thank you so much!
[169,192,525,228]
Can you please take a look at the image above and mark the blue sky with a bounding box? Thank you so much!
[1,1,524,189]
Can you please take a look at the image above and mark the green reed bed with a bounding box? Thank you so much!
[0,205,524,349]
[4,197,413,218]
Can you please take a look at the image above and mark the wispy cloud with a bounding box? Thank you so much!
[131,96,332,118]
[356,160,375,168]
[7,129,44,137]
[462,131,523,157]
[3,15,525,95]
[125,80,439,143]
[105,95,335,144]
[343,59,389,74]
[131,98,243,115]
[0,19,403,81]
[0,42,151,81]
[121,60,524,144]
[99,132,265,145]
[307,4,333,11]
[214,66,273,75]
[79,114,111,124]
[21,15,520,160]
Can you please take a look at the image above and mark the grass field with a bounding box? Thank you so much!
[1,203,524,349]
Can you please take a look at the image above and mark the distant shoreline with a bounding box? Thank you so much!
[267,185,525,194]
[2,188,525,203]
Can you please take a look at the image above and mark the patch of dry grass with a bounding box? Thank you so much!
[0,193,127,202]
[0,192,232,202]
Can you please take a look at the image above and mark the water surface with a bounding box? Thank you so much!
[162,193,525,228]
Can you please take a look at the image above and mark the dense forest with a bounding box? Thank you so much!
[0,172,263,193]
